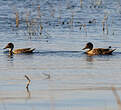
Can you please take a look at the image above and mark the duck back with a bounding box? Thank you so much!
[13,48,35,54]
[87,48,116,55]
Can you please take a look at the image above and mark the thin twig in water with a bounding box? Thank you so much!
[25,75,31,89]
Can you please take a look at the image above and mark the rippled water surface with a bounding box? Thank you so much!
[0,0,121,110]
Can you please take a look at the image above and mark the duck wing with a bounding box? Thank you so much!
[13,48,35,54]
[93,48,116,55]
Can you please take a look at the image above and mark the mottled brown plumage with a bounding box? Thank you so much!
[4,43,35,54]
[82,42,116,55]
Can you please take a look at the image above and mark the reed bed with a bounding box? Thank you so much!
[8,0,116,40]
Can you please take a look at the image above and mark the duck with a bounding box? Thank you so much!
[4,43,35,55]
[82,42,116,55]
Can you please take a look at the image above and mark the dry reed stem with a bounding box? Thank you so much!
[37,5,41,17]
[80,0,82,7]
[71,11,74,27]
[37,5,43,35]
[83,24,87,35]
[80,24,87,36]
[25,12,30,28]
[112,87,121,110]
[25,75,31,89]
[102,21,105,32]
[58,15,61,24]
[102,14,108,33]
[40,25,43,35]
[16,12,19,27]
[37,5,42,23]
[106,23,108,35]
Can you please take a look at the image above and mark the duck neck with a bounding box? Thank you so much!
[9,48,13,55]
[89,46,93,50]
[88,47,92,51]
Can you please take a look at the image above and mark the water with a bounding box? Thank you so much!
[0,0,121,110]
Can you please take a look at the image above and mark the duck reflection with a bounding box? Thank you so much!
[86,55,93,62]
[4,50,14,61]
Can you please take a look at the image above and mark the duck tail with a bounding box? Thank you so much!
[31,48,35,51]
[107,48,116,54]
[30,48,35,52]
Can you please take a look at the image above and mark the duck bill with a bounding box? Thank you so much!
[82,46,87,50]
[3,45,9,49]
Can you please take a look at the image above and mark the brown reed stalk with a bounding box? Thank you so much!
[37,5,41,23]
[80,0,82,7]
[105,16,108,35]
[102,21,105,32]
[71,11,74,27]
[83,24,87,35]
[16,12,19,27]
[37,5,43,35]
[58,9,61,25]
[40,25,43,35]
[102,15,108,34]
[106,23,108,35]
[25,12,30,28]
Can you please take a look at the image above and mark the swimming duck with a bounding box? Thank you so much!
[4,43,35,54]
[82,42,116,55]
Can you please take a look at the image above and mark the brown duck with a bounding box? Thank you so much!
[4,43,35,54]
[82,42,116,55]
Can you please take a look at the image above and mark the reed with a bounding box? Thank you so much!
[58,9,61,25]
[102,21,105,32]
[40,25,43,35]
[83,24,87,36]
[102,14,108,34]
[25,11,30,28]
[80,0,82,7]
[71,11,74,27]
[37,5,41,21]
[106,22,108,35]
[37,5,43,34]
[80,24,87,36]
[16,12,19,27]
[91,0,102,8]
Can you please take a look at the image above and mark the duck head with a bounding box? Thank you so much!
[82,42,93,50]
[4,43,14,51]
